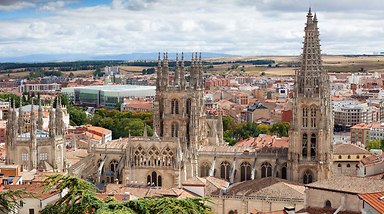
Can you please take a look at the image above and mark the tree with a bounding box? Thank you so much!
[68,107,88,126]
[69,72,75,78]
[270,122,290,137]
[41,174,212,214]
[256,124,271,134]
[366,139,384,151]
[0,189,28,213]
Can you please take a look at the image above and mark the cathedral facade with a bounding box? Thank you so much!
[6,98,66,172]
[70,9,333,187]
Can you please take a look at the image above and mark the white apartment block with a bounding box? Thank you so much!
[333,100,373,127]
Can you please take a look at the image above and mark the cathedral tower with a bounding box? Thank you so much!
[288,9,333,183]
[153,52,208,178]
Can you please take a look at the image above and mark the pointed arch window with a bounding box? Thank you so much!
[261,162,272,178]
[303,170,313,184]
[302,107,308,127]
[171,122,179,138]
[311,133,316,160]
[200,162,210,177]
[281,163,287,179]
[186,98,192,117]
[171,99,179,114]
[302,133,308,159]
[110,160,119,172]
[220,161,231,180]
[310,106,317,128]
[240,162,251,181]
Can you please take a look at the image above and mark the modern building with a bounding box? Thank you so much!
[333,100,372,128]
[20,83,62,94]
[351,122,384,146]
[62,85,156,108]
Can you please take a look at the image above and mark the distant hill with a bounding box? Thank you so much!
[0,52,234,63]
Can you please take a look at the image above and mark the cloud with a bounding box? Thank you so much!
[0,0,383,58]
[0,1,35,11]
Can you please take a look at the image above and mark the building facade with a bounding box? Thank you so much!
[5,98,66,172]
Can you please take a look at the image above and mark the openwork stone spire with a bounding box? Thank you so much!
[296,8,326,98]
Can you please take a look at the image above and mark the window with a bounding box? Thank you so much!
[347,155,351,159]
[324,200,332,208]
[261,162,272,178]
[347,164,350,168]
[171,122,179,138]
[338,164,341,168]
[200,162,210,177]
[302,107,308,127]
[39,153,48,161]
[302,134,308,158]
[186,99,192,117]
[220,161,231,180]
[29,209,35,214]
[110,160,119,172]
[281,163,287,179]
[303,170,313,184]
[338,155,342,159]
[310,106,317,128]
[171,99,179,114]
[240,162,251,181]
[147,171,162,187]
[22,153,29,161]
[311,134,316,160]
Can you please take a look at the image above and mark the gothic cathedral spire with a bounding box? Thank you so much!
[289,9,332,184]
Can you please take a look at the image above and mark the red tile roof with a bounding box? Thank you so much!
[358,191,384,213]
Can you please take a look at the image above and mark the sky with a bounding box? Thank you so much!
[0,0,383,58]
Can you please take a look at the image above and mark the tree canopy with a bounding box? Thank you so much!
[41,174,212,214]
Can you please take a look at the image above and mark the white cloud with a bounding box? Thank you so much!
[0,0,383,57]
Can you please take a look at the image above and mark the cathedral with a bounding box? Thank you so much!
[5,97,66,172]
[6,9,333,187]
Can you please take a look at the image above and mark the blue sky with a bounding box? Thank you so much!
[0,0,383,58]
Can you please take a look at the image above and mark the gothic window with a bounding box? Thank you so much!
[134,147,146,167]
[310,106,317,128]
[110,160,118,172]
[171,99,179,114]
[39,153,48,161]
[299,78,304,93]
[240,162,251,181]
[21,153,29,161]
[186,98,192,117]
[147,171,162,187]
[161,147,174,167]
[281,163,287,179]
[220,161,231,180]
[303,170,313,184]
[261,162,272,178]
[302,134,308,158]
[148,147,160,166]
[200,162,210,177]
[311,134,316,160]
[171,122,179,138]
[302,107,308,127]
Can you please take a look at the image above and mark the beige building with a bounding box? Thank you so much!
[5,98,66,172]
[301,176,384,213]
[209,178,305,214]
[351,122,384,146]
[332,144,371,176]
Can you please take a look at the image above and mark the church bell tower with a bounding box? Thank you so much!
[288,9,333,184]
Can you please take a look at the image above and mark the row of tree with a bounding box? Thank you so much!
[365,139,384,151]
[0,174,211,214]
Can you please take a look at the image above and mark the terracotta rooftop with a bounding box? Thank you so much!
[333,144,371,155]
[306,176,384,194]
[5,183,58,200]
[235,134,289,148]
[361,154,384,166]
[96,193,131,202]
[358,191,384,213]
